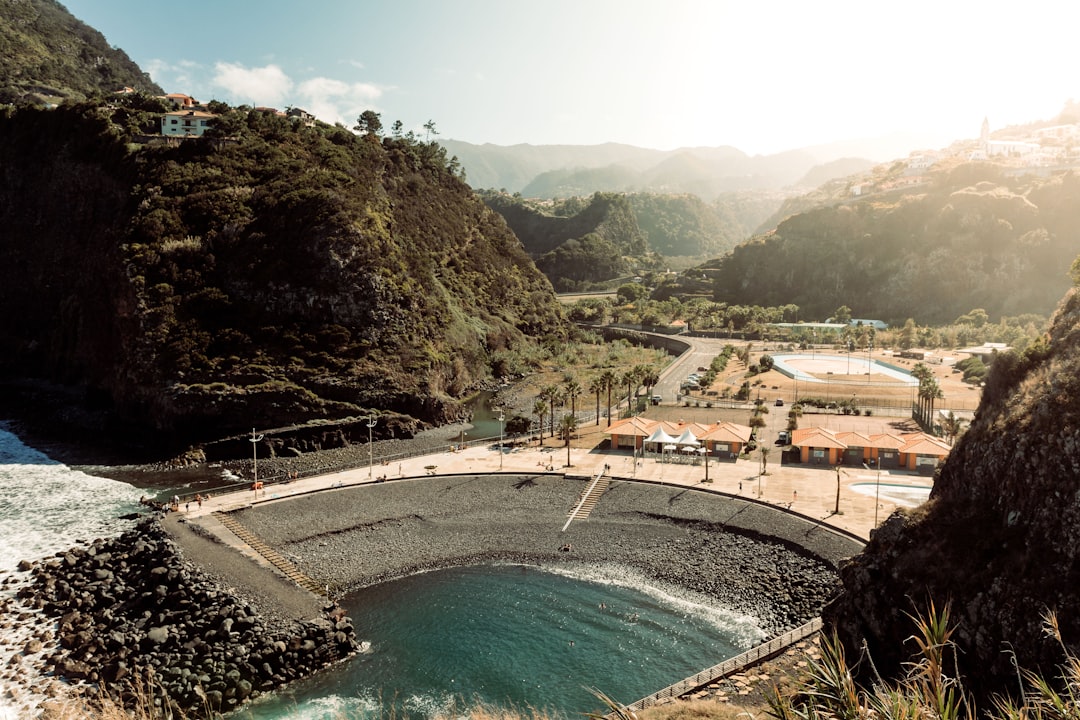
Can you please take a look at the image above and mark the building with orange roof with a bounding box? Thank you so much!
[606,418,752,459]
[791,426,950,474]
[161,109,217,138]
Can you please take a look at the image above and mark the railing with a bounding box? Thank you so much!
[620,617,823,713]
[562,464,608,532]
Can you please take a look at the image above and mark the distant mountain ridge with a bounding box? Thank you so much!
[0,0,162,104]
[441,139,879,199]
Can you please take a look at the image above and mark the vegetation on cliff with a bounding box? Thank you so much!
[824,282,1080,704]
[708,164,1080,324]
[481,191,778,291]
[0,0,161,105]
[0,97,565,450]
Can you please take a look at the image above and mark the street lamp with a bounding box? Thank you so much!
[249,428,264,497]
[497,410,505,470]
[366,416,377,480]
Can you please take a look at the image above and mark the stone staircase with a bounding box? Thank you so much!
[567,474,611,521]
[213,511,327,597]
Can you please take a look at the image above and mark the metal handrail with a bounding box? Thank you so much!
[621,617,823,713]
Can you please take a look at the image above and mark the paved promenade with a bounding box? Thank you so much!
[180,440,933,542]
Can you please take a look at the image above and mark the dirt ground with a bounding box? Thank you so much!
[704,349,980,414]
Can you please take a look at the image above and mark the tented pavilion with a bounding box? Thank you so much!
[606,418,754,458]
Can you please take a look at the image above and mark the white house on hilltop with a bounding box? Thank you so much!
[161,109,216,138]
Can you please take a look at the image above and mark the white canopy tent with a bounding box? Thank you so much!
[675,429,701,447]
[646,427,679,453]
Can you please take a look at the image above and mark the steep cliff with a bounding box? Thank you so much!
[825,286,1080,702]
[0,100,564,452]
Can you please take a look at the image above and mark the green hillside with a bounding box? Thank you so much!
[0,0,162,104]
[0,99,564,451]
[709,163,1080,323]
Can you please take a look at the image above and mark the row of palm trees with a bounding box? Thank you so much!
[910,362,945,431]
[531,364,663,446]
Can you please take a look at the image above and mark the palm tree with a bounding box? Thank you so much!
[547,387,566,438]
[641,366,660,396]
[623,366,646,412]
[941,411,966,445]
[600,369,618,427]
[539,384,559,438]
[563,376,583,419]
[926,380,944,433]
[910,363,933,423]
[588,375,603,426]
[759,446,771,476]
[532,398,548,444]
[559,413,579,468]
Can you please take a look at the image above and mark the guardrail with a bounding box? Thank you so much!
[620,617,823,713]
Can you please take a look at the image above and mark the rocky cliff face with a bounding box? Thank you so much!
[825,287,1080,702]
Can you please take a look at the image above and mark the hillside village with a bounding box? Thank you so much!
[115,87,315,138]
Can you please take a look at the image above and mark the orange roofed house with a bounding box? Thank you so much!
[605,418,753,462]
[790,427,951,474]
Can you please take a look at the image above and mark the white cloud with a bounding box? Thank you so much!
[296,77,384,127]
[212,62,294,106]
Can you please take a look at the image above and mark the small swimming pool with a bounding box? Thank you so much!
[850,481,931,507]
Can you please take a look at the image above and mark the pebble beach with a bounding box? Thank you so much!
[229,473,863,637]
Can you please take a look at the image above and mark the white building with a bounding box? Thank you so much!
[161,109,216,138]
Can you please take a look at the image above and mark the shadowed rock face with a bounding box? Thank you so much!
[825,288,1080,704]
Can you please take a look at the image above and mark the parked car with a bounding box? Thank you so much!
[650,394,663,405]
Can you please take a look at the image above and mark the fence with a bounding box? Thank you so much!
[180,411,612,503]
[619,617,823,713]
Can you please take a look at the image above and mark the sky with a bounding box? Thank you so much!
[61,0,1080,158]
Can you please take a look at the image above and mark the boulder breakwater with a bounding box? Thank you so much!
[8,518,358,717]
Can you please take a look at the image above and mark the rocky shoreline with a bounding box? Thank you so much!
[7,519,359,718]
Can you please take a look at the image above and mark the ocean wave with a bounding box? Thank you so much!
[522,561,766,648]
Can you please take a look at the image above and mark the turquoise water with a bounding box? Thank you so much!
[232,564,763,720]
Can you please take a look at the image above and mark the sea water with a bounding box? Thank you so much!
[233,564,765,720]
[0,423,149,718]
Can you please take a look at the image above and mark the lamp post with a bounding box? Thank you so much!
[366,416,377,480]
[249,428,264,496]
[703,443,710,484]
[497,410,505,471]
[867,341,873,384]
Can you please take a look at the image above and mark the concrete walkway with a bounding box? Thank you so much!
[180,441,932,542]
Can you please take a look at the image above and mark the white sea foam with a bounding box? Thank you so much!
[0,424,149,719]
[515,561,767,649]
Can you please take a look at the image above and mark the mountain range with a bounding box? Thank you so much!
[439,136,940,199]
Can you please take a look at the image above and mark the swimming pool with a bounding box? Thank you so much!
[850,481,931,507]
